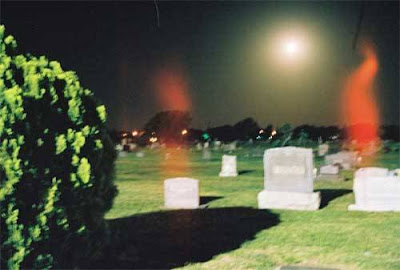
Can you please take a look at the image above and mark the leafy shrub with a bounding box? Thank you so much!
[0,25,117,269]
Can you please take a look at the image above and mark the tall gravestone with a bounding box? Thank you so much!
[219,155,238,177]
[164,178,199,209]
[258,147,321,210]
[349,167,400,212]
[196,143,202,151]
[318,143,329,156]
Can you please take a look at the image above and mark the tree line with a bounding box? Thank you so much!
[110,110,400,145]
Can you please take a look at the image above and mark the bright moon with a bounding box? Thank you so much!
[284,41,299,55]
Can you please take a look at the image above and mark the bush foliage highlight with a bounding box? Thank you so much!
[0,25,117,269]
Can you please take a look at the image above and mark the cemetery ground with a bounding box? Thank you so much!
[100,145,400,270]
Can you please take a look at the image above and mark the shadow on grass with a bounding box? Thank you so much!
[238,170,255,175]
[316,189,352,209]
[200,196,223,205]
[95,207,279,269]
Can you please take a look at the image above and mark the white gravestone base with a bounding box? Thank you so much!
[355,167,388,178]
[258,190,321,211]
[349,176,400,212]
[164,178,199,209]
[258,147,321,210]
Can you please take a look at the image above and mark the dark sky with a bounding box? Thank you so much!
[1,1,399,130]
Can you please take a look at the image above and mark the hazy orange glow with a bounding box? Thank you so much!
[154,63,191,111]
[153,62,192,178]
[341,41,380,152]
[160,147,190,179]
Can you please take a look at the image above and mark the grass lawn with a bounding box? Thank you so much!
[101,146,400,270]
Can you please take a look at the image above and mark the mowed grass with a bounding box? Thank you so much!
[103,146,400,270]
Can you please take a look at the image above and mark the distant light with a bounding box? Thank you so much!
[259,129,264,134]
[132,130,138,136]
[149,137,158,143]
[271,130,277,136]
[181,129,188,135]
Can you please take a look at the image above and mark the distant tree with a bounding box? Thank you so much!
[207,125,237,142]
[275,123,293,146]
[264,124,274,138]
[233,118,260,140]
[293,125,342,142]
[187,128,204,142]
[108,129,121,144]
[293,125,314,140]
[143,110,191,143]
[380,125,400,141]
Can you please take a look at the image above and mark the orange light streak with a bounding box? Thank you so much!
[341,41,380,153]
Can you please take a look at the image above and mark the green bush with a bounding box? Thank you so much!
[0,25,117,269]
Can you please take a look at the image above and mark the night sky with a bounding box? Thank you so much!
[1,1,399,130]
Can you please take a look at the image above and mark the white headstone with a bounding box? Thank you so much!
[349,175,400,212]
[203,142,209,149]
[258,147,320,210]
[320,165,340,175]
[318,144,329,156]
[223,142,236,151]
[118,151,127,158]
[264,147,314,193]
[196,143,202,151]
[219,155,238,177]
[164,178,199,209]
[128,143,137,151]
[115,144,123,152]
[213,140,221,150]
[316,164,342,181]
[202,149,211,160]
[136,152,144,158]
